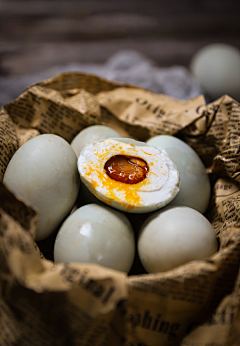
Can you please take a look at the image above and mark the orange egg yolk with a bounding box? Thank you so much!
[104,155,149,184]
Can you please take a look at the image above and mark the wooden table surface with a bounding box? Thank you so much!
[1,0,240,77]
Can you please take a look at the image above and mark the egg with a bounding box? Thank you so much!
[138,205,218,273]
[190,43,240,101]
[54,203,135,273]
[78,138,180,213]
[71,125,122,158]
[146,135,211,214]
[3,134,80,241]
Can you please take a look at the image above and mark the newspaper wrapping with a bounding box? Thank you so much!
[0,73,240,346]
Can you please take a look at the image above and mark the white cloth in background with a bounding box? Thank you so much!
[0,50,203,107]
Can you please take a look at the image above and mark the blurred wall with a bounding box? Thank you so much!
[1,0,240,75]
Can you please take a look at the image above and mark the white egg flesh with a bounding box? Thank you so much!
[147,135,211,214]
[54,203,135,273]
[71,125,122,158]
[3,134,80,241]
[138,205,218,273]
[78,138,180,213]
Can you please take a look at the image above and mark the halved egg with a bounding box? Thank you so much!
[78,138,180,213]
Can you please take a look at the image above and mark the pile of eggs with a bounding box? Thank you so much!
[3,124,218,274]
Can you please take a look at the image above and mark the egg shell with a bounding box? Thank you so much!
[138,205,218,273]
[71,125,122,158]
[147,135,211,214]
[190,43,240,101]
[78,138,180,213]
[54,203,135,273]
[3,134,80,241]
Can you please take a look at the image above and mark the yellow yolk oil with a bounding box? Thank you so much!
[84,145,154,210]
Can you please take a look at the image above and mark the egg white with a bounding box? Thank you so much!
[78,138,180,213]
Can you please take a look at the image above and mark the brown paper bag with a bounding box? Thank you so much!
[1,72,240,346]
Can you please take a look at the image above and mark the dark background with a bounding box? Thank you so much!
[1,0,240,78]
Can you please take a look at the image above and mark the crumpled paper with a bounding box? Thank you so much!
[0,50,203,108]
[0,72,240,346]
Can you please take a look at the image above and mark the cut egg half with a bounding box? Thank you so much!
[78,138,180,213]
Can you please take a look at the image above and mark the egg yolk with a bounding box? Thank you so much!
[104,155,149,184]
